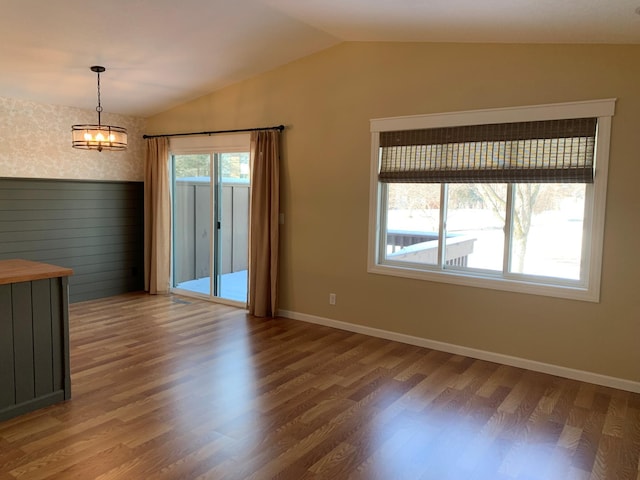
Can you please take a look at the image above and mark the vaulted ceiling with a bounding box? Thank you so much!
[1,0,638,117]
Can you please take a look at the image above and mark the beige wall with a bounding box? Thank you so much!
[0,96,145,181]
[147,42,640,383]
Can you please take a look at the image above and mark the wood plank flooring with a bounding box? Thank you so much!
[1,292,639,479]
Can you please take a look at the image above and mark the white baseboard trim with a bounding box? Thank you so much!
[278,309,640,394]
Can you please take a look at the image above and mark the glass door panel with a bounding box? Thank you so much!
[173,154,212,295]
[216,152,250,302]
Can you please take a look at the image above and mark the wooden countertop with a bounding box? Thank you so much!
[0,259,73,285]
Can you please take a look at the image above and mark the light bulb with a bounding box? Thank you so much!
[96,132,105,141]
[84,132,92,141]
[109,134,115,142]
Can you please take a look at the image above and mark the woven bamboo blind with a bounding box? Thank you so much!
[379,118,597,183]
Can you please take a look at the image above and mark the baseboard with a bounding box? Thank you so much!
[277,309,640,394]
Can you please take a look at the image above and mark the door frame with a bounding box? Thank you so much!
[168,133,251,307]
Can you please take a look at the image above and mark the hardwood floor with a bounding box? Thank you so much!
[1,292,639,479]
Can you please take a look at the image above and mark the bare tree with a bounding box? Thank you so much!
[472,184,541,272]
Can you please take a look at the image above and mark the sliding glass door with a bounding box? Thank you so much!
[172,150,250,304]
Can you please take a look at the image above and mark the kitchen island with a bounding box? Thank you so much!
[0,259,73,422]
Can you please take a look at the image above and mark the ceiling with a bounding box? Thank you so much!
[1,0,639,117]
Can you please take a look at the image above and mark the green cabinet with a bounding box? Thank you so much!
[0,261,71,422]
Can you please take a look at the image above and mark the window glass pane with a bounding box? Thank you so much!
[445,184,506,271]
[174,154,211,179]
[510,184,585,280]
[220,152,250,181]
[385,184,441,265]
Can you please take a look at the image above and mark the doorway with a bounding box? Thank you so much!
[172,150,250,304]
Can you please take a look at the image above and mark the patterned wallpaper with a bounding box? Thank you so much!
[0,96,146,181]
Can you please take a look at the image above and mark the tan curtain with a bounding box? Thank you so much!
[248,130,280,317]
[144,137,171,294]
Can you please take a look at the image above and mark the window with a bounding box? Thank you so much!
[368,99,615,302]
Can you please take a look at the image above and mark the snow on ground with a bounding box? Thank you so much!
[387,209,582,279]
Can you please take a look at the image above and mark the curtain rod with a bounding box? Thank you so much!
[142,124,285,139]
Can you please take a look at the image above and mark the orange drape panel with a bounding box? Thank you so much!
[144,137,171,294]
[248,130,280,317]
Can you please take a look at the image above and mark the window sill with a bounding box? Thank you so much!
[367,262,599,303]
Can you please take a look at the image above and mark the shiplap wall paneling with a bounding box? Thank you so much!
[0,178,144,302]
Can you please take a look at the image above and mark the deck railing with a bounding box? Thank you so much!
[387,230,476,266]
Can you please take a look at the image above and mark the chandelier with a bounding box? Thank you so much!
[71,66,127,152]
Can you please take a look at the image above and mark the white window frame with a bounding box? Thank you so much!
[368,99,616,302]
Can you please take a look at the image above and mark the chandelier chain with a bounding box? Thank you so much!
[95,71,103,124]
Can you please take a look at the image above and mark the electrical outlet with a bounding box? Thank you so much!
[329,293,336,305]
